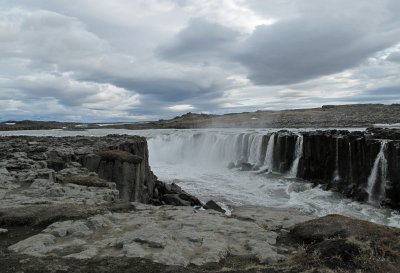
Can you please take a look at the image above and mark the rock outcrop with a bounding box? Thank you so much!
[289,214,400,272]
[0,135,158,208]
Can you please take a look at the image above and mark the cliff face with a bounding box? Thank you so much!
[80,137,156,203]
[0,135,157,205]
[268,129,400,208]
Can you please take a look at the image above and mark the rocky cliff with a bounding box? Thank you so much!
[0,135,158,206]
[257,128,400,208]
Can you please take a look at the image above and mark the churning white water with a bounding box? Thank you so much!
[1,128,399,228]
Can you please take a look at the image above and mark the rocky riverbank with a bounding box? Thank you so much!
[1,135,400,272]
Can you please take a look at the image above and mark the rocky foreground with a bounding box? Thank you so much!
[1,135,400,272]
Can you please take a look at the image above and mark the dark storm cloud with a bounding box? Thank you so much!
[1,75,97,107]
[76,69,223,103]
[158,18,240,62]
[234,14,400,85]
[111,78,213,102]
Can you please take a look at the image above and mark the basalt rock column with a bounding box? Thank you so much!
[81,136,157,203]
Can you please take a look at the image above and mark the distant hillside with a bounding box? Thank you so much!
[0,120,79,131]
[1,104,400,131]
[99,104,400,129]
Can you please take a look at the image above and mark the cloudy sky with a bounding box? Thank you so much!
[1,0,400,122]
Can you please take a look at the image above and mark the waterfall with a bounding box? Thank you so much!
[263,134,275,171]
[247,134,264,166]
[288,134,303,177]
[333,137,341,182]
[348,141,353,182]
[149,131,272,168]
[366,140,389,203]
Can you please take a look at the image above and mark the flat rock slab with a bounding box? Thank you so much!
[8,203,311,266]
[231,205,314,231]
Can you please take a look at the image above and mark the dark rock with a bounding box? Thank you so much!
[240,162,253,171]
[257,129,400,209]
[46,160,66,171]
[227,162,235,169]
[58,175,114,189]
[97,150,143,164]
[204,200,226,213]
[162,194,191,206]
[152,180,202,207]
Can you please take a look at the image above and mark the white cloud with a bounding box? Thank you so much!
[167,104,195,111]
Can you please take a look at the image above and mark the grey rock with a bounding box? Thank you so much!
[204,200,226,213]
[231,205,314,231]
[240,162,253,171]
[9,204,291,266]
[45,187,66,197]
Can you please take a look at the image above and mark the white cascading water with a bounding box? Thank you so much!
[366,140,389,203]
[247,134,265,166]
[333,137,341,182]
[348,141,352,182]
[287,134,303,178]
[263,134,275,171]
